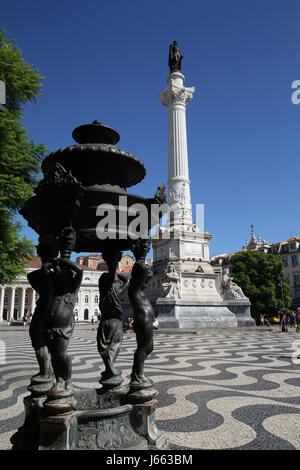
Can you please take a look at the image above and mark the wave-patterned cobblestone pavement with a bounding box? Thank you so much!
[1,324,300,450]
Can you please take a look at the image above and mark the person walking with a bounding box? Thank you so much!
[23,313,28,330]
[290,311,296,328]
[280,310,288,333]
[295,308,300,332]
[279,308,284,332]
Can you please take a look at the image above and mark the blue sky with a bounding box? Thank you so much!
[2,0,300,258]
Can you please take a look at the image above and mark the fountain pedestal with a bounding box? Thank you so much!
[11,388,168,450]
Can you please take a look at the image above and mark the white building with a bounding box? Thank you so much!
[211,228,300,308]
[0,254,135,323]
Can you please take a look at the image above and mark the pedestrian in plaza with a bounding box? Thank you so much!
[280,310,288,333]
[290,311,296,328]
[296,308,300,332]
[264,316,271,327]
[153,317,159,330]
[23,313,28,330]
[279,308,284,332]
[124,316,133,331]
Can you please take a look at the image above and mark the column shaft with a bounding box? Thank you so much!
[168,104,189,181]
[9,288,15,321]
[31,289,36,315]
[0,288,5,321]
[20,288,26,318]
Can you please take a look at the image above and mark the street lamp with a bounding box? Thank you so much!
[277,273,286,312]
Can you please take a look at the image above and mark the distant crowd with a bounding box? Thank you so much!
[7,311,160,332]
[123,316,159,332]
[12,309,300,334]
[259,307,300,333]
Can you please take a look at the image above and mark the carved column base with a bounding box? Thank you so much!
[43,397,77,416]
[132,400,169,449]
[99,371,123,389]
[39,412,77,450]
[127,378,158,404]
[10,395,47,450]
[43,383,76,415]
[28,375,54,397]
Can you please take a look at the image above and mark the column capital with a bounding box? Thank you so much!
[159,73,195,107]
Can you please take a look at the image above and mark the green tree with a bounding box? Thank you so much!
[231,250,292,324]
[0,28,47,284]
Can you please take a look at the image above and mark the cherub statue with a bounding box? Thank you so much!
[97,249,129,387]
[27,234,58,395]
[127,238,157,397]
[42,227,83,401]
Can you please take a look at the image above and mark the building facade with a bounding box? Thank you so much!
[0,254,135,323]
[211,228,300,308]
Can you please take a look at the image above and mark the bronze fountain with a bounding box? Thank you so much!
[12,120,169,450]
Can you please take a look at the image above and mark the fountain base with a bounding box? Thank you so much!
[10,388,169,450]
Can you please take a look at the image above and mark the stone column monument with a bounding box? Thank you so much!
[159,69,194,228]
[150,41,254,328]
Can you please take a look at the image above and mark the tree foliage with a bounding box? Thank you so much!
[0,29,47,284]
[231,250,292,322]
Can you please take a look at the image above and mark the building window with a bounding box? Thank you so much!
[74,309,78,317]
[290,242,296,251]
[84,309,89,320]
[4,294,8,305]
[94,295,99,304]
[282,257,288,267]
[85,295,89,304]
[14,294,19,304]
[293,272,300,287]
[292,255,298,267]
[25,295,28,305]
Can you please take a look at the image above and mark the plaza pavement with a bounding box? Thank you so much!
[1,322,300,450]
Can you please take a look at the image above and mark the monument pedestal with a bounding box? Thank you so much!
[225,299,254,326]
[155,298,254,328]
[149,229,255,328]
[11,388,169,451]
[155,298,238,328]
